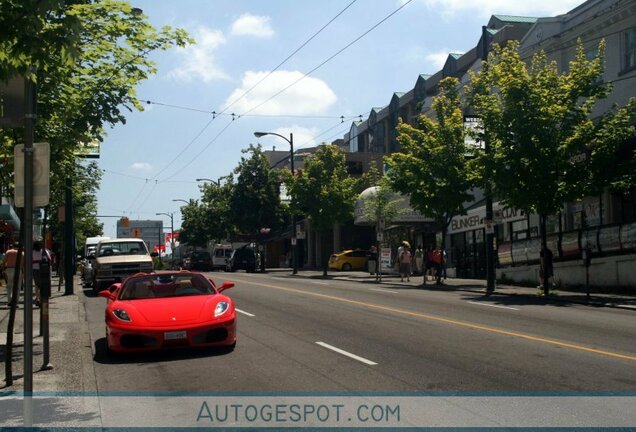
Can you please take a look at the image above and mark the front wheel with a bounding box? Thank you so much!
[341,263,352,271]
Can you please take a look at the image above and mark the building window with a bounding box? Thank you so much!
[623,27,636,72]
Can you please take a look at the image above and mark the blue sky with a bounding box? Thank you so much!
[96,0,582,238]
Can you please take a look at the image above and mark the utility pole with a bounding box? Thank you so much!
[482,25,496,295]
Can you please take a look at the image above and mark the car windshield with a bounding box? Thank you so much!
[119,273,214,300]
[98,242,146,257]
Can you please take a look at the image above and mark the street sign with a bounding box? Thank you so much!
[376,231,384,241]
[380,247,392,272]
[378,218,385,230]
[291,238,297,245]
[14,142,50,207]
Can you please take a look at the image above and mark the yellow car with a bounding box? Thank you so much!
[328,249,369,271]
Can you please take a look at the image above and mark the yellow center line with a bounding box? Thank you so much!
[234,277,636,362]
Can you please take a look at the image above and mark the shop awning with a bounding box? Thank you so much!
[0,204,21,229]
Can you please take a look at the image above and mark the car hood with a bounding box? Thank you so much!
[97,255,152,265]
[116,296,219,325]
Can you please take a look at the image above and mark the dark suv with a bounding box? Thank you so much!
[185,250,213,271]
[226,247,257,272]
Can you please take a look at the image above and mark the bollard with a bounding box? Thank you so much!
[40,251,53,371]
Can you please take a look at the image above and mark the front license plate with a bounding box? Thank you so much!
[164,331,187,340]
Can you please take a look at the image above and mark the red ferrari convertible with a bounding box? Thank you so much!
[99,271,236,353]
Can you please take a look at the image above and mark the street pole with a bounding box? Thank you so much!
[289,133,298,275]
[482,25,496,295]
[170,214,175,268]
[23,69,35,426]
[64,176,74,295]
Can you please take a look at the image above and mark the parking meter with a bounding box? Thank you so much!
[582,245,592,268]
[40,252,52,299]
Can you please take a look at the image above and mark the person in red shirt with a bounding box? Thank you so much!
[4,243,19,306]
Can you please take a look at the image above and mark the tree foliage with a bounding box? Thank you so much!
[1,0,190,240]
[467,40,636,218]
[230,145,285,237]
[177,201,207,248]
[199,177,236,243]
[386,77,475,241]
[286,145,357,234]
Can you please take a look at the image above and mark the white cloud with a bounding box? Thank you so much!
[222,70,337,115]
[425,49,463,71]
[230,13,274,38]
[130,162,152,172]
[417,0,581,18]
[168,26,229,83]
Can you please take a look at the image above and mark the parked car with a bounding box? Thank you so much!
[328,249,369,271]
[98,271,236,353]
[185,250,213,271]
[226,247,257,272]
[91,238,153,292]
[211,244,233,270]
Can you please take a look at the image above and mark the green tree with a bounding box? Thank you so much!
[200,177,236,243]
[286,145,357,275]
[178,201,208,248]
[0,0,190,236]
[468,40,636,295]
[386,77,475,283]
[230,145,285,238]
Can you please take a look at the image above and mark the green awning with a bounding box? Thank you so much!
[0,204,20,229]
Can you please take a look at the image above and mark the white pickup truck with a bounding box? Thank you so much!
[91,238,153,292]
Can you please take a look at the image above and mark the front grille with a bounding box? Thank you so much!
[193,328,228,344]
[120,334,159,348]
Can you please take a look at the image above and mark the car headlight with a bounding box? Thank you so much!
[113,309,132,322]
[214,302,230,317]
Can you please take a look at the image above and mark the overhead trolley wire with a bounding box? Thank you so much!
[219,0,359,116]
[238,0,415,118]
[130,2,359,188]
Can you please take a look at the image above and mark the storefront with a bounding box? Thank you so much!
[447,203,527,278]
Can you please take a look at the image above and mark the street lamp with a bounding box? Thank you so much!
[196,177,225,186]
[156,212,174,266]
[254,131,297,275]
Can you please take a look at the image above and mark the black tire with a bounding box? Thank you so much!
[342,263,352,271]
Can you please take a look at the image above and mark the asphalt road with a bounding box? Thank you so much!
[84,271,636,393]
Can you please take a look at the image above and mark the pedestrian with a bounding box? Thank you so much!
[32,241,47,307]
[368,245,378,276]
[433,248,443,284]
[539,246,554,291]
[440,248,448,280]
[414,245,424,275]
[424,247,435,282]
[4,243,19,306]
[399,246,412,282]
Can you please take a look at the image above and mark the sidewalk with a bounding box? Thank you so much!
[0,275,97,393]
[268,268,636,311]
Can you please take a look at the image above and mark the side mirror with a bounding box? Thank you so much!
[98,290,114,300]
[217,281,235,292]
[108,283,121,293]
